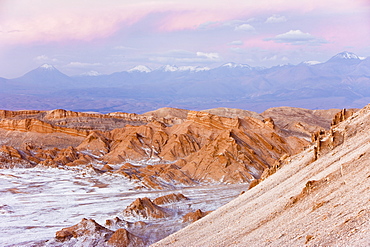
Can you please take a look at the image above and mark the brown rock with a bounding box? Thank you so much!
[153,193,189,205]
[142,107,189,120]
[331,108,357,126]
[123,197,169,219]
[262,106,342,139]
[55,218,113,243]
[311,128,344,160]
[107,228,145,247]
[77,131,111,156]
[201,107,263,120]
[0,145,34,168]
[0,118,89,137]
[187,110,240,129]
[182,209,211,223]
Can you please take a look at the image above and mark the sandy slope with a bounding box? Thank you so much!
[153,104,370,246]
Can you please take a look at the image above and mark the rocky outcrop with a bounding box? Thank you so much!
[187,111,240,129]
[105,217,147,230]
[0,109,42,119]
[142,107,189,120]
[311,108,357,161]
[0,145,34,168]
[0,118,89,137]
[262,107,343,139]
[153,193,189,205]
[182,209,212,223]
[331,108,357,126]
[202,107,263,120]
[0,143,96,169]
[77,131,111,156]
[55,218,113,244]
[53,218,144,247]
[122,197,169,219]
[107,228,144,247]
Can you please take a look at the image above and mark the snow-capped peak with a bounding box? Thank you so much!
[158,65,210,72]
[333,51,360,60]
[128,65,152,73]
[161,65,179,72]
[222,62,251,69]
[178,66,210,72]
[303,61,321,65]
[39,64,55,70]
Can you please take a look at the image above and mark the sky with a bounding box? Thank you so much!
[0,0,369,78]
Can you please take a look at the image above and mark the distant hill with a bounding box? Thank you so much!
[2,52,369,113]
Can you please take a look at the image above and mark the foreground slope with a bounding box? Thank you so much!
[153,105,370,246]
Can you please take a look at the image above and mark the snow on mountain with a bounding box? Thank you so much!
[39,64,56,70]
[177,66,210,72]
[332,51,360,60]
[158,65,210,72]
[303,61,322,65]
[222,62,252,69]
[160,65,179,72]
[128,65,152,73]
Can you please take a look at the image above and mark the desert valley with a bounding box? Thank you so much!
[1,1,370,246]
[1,103,368,246]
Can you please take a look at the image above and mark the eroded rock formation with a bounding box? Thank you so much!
[51,218,144,247]
[55,218,113,243]
[122,197,169,219]
[153,193,189,205]
[0,107,320,188]
[182,209,212,223]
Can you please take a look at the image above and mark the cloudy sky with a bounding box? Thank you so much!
[0,0,369,78]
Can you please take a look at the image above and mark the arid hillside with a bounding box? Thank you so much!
[153,105,370,246]
[0,106,345,246]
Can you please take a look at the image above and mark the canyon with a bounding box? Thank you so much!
[0,105,348,246]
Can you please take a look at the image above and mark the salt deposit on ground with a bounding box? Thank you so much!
[0,166,247,246]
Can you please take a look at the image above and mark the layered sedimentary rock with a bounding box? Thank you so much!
[0,118,89,137]
[261,107,342,139]
[0,107,316,188]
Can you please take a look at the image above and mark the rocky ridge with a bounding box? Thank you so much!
[0,107,317,188]
[153,104,370,246]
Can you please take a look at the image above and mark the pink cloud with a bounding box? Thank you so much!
[0,0,367,45]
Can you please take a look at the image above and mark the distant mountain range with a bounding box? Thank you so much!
[1,51,369,113]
